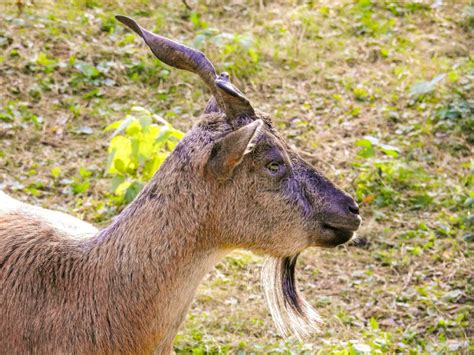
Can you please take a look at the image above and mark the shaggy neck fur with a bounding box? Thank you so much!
[1,174,228,354]
[88,194,225,352]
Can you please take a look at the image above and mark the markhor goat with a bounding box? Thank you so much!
[0,16,361,354]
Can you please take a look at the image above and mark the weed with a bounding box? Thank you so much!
[105,106,183,204]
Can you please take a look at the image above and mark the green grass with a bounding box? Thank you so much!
[0,0,472,353]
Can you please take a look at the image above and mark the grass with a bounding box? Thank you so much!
[0,0,472,353]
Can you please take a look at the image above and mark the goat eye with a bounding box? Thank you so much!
[266,161,282,174]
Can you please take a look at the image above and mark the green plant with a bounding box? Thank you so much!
[71,167,92,194]
[0,101,43,127]
[351,0,395,37]
[105,106,183,204]
[353,136,436,209]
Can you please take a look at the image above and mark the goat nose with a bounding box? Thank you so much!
[348,203,360,215]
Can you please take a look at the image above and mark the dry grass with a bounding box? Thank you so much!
[0,0,472,353]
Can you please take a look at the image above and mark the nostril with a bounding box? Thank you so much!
[348,204,360,215]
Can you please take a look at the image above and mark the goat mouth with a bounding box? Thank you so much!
[322,224,354,246]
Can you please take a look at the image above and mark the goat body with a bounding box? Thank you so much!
[1,182,226,354]
[1,15,362,354]
[0,191,97,237]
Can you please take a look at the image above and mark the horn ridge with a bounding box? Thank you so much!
[116,15,255,120]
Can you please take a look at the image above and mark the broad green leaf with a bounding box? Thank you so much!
[111,175,125,193]
[143,153,166,180]
[355,138,375,158]
[356,136,400,158]
[124,181,144,203]
[139,115,152,132]
[369,317,379,330]
[114,159,126,174]
[355,138,374,148]
[114,179,131,196]
[125,119,142,136]
[105,148,116,175]
[108,136,132,174]
[104,119,124,132]
[379,143,400,157]
[71,180,90,194]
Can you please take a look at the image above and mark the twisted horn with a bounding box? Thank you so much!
[115,15,254,119]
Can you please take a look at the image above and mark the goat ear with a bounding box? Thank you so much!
[204,97,220,114]
[207,119,264,179]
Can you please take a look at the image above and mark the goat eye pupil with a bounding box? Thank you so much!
[267,162,280,173]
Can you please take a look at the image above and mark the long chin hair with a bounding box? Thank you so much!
[261,255,321,339]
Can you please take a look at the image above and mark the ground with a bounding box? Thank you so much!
[0,0,472,353]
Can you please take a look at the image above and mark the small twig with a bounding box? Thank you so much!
[182,0,192,11]
[403,266,415,288]
[40,139,63,148]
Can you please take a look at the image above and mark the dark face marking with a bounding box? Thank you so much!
[157,113,361,339]
[241,126,361,249]
[287,157,361,247]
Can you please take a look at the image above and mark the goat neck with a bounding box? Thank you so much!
[84,180,227,351]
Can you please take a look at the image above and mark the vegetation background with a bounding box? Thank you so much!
[0,0,472,353]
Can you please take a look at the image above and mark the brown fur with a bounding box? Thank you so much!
[1,17,362,354]
[0,112,360,353]
[1,145,226,354]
